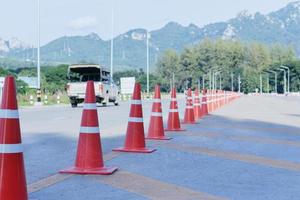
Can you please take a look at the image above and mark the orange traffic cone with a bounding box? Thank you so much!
[193,88,202,120]
[183,88,196,124]
[146,85,171,140]
[165,87,185,132]
[201,89,209,116]
[60,81,117,175]
[0,76,28,200]
[113,83,156,153]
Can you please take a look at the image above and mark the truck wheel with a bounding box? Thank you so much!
[71,102,78,108]
[102,102,107,107]
[114,101,119,106]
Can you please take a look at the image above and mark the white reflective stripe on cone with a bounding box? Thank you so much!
[194,103,201,106]
[83,103,97,110]
[80,126,100,134]
[152,98,161,103]
[0,109,19,119]
[0,143,23,153]
[128,117,143,123]
[186,106,193,109]
[131,100,142,105]
[169,109,178,113]
[151,112,162,117]
[201,102,208,105]
[187,97,193,100]
[171,98,177,101]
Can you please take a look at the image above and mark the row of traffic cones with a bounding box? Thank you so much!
[0,75,240,199]
[182,88,239,125]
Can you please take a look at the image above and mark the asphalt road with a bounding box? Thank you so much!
[20,97,186,185]
[15,95,300,199]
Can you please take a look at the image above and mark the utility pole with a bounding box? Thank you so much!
[37,0,40,90]
[146,31,150,97]
[36,0,41,104]
[110,1,114,81]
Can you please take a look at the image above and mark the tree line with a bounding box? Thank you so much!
[155,38,300,93]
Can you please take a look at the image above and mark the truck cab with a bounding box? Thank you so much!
[66,64,119,107]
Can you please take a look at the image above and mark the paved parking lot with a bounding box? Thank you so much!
[20,95,300,200]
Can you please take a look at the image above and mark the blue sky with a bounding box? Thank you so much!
[0,0,296,45]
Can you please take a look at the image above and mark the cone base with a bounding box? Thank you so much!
[165,128,186,132]
[146,136,172,140]
[113,147,156,153]
[59,166,118,175]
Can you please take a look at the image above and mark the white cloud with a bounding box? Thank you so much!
[68,16,97,30]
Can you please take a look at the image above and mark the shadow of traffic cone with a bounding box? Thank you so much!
[113,83,156,153]
[165,87,185,132]
[193,88,202,120]
[146,85,171,140]
[0,76,28,200]
[60,81,117,175]
[183,88,196,124]
[201,89,209,116]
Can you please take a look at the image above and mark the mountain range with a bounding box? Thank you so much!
[1,1,300,69]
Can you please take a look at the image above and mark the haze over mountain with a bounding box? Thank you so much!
[1,1,300,69]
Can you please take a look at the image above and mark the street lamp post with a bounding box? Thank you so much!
[146,31,150,97]
[209,70,212,91]
[260,74,262,94]
[213,70,221,90]
[267,74,269,93]
[231,72,233,91]
[212,71,215,91]
[219,73,222,90]
[268,70,277,93]
[36,0,41,103]
[280,65,290,93]
[238,74,241,93]
[279,69,286,94]
[262,71,270,94]
[110,2,114,82]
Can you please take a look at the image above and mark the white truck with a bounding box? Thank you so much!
[66,64,119,107]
